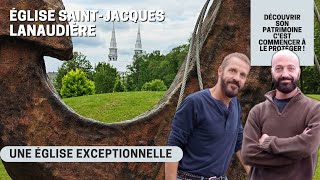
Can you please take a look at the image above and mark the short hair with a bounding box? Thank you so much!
[271,50,300,67]
[221,52,251,69]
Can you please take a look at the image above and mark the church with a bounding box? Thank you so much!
[107,22,144,76]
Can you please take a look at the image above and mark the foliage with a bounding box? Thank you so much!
[141,79,167,91]
[126,51,164,91]
[60,69,95,98]
[126,44,188,91]
[93,62,118,94]
[54,52,93,95]
[161,44,189,86]
[302,0,320,94]
[113,77,126,92]
[302,66,320,94]
[308,0,320,94]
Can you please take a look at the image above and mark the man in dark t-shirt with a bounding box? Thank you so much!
[165,53,251,180]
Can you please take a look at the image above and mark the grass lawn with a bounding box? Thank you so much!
[308,94,320,101]
[62,91,165,123]
[0,162,10,180]
[0,92,319,179]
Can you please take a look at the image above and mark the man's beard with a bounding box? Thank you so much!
[220,76,241,98]
[273,76,298,94]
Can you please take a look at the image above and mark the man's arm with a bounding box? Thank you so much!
[259,104,320,159]
[167,96,198,148]
[165,162,178,180]
[236,151,251,174]
[241,108,295,167]
[234,107,251,174]
[166,96,197,179]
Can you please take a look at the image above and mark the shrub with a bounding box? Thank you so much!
[60,69,95,98]
[54,52,93,95]
[141,79,167,91]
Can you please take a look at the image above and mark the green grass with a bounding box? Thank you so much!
[0,162,10,179]
[63,91,165,123]
[307,94,320,101]
[0,92,319,179]
[316,163,320,180]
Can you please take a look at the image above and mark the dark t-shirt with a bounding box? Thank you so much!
[272,96,292,113]
[167,89,243,177]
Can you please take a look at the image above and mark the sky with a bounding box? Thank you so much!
[44,0,208,72]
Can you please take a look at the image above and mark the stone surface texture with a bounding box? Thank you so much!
[0,0,72,60]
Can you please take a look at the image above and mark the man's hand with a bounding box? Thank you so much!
[165,162,178,180]
[259,134,269,145]
[236,151,251,175]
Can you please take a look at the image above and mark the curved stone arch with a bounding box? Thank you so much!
[0,0,272,179]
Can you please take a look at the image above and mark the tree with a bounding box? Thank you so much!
[60,69,95,98]
[54,52,93,95]
[125,44,189,91]
[141,79,167,91]
[126,52,155,91]
[161,44,189,87]
[113,77,126,92]
[300,0,320,93]
[93,62,118,94]
[314,0,320,74]
[302,66,320,94]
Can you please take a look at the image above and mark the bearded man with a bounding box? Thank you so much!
[241,50,320,180]
[165,52,251,180]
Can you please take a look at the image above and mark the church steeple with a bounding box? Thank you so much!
[108,22,118,61]
[134,23,143,56]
